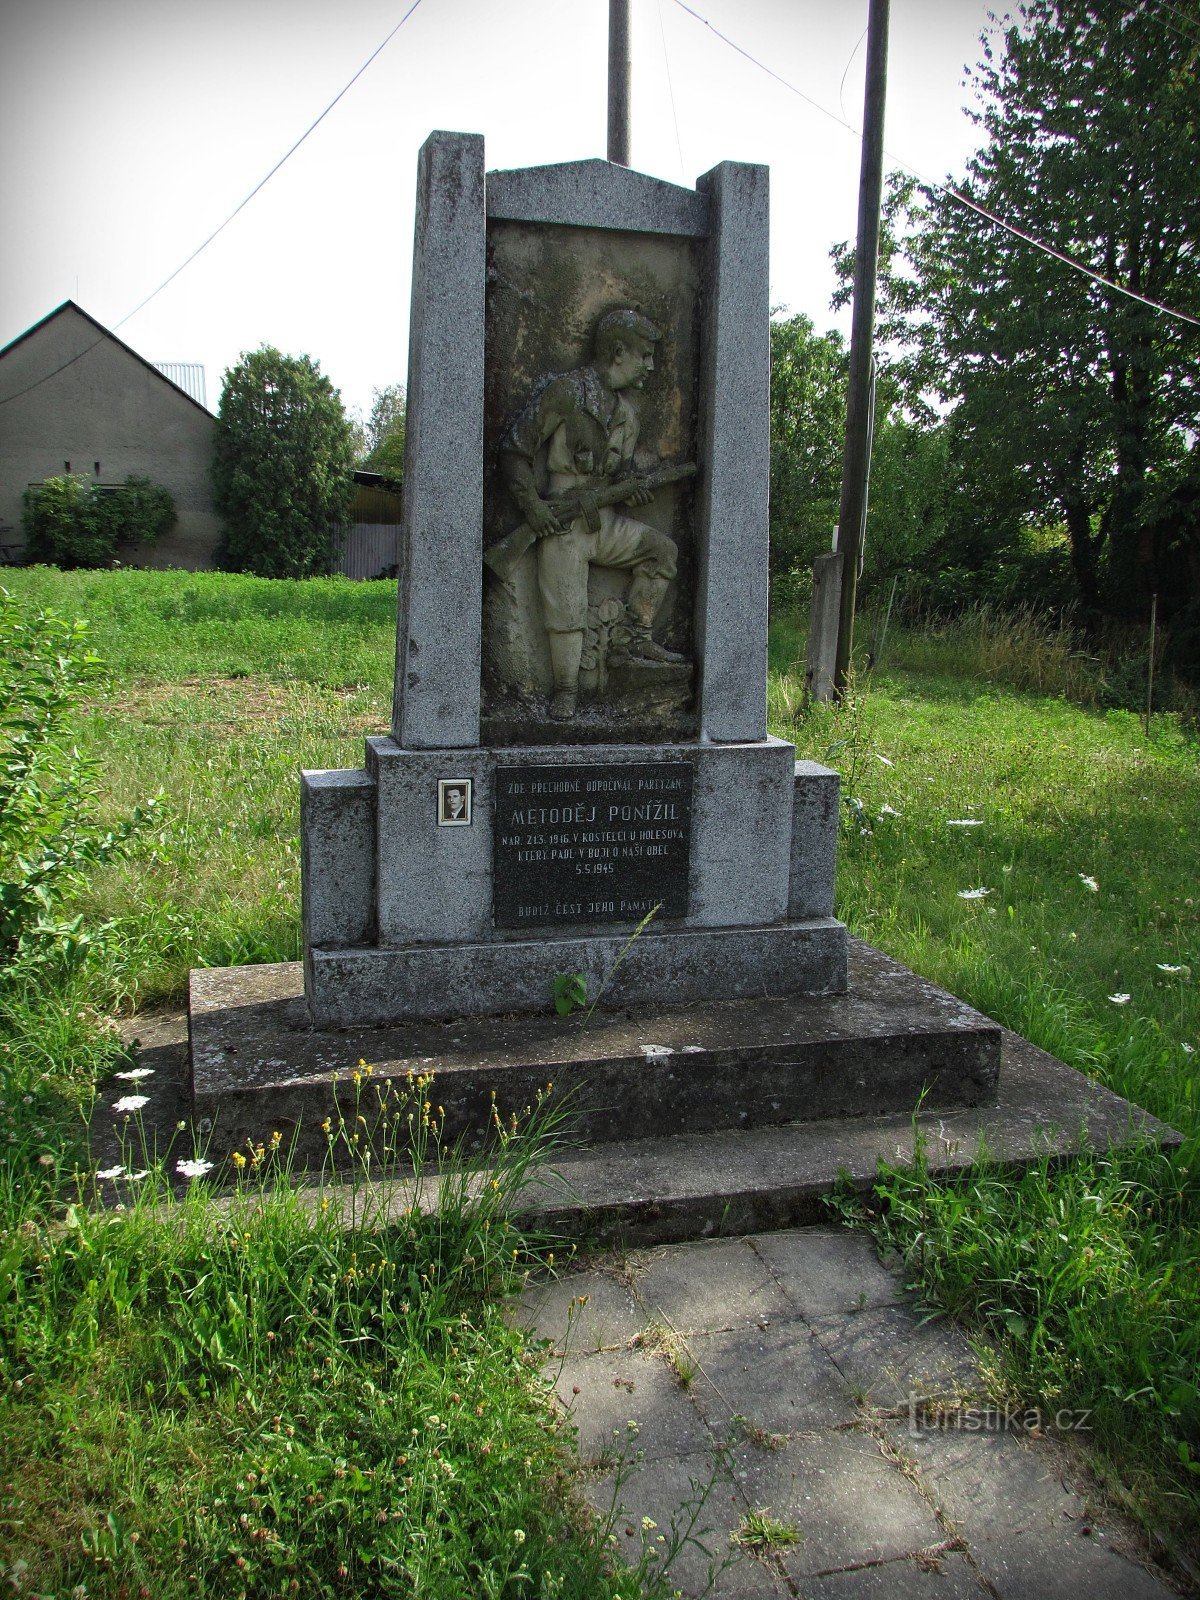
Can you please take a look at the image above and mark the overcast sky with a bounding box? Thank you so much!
[1,0,1004,422]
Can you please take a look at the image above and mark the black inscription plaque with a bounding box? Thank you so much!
[493,762,693,929]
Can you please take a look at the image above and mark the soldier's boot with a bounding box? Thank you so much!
[626,571,685,663]
[626,625,686,664]
[547,629,584,720]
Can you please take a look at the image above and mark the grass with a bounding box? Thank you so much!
[729,1508,802,1554]
[770,612,1200,1570]
[2,566,1198,1584]
[0,570,699,1597]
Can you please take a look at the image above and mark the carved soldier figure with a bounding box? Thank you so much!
[498,309,685,721]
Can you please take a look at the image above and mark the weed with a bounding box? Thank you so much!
[730,1508,803,1552]
[553,903,660,1024]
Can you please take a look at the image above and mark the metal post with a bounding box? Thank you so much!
[1145,592,1158,736]
[833,0,890,694]
[609,0,631,166]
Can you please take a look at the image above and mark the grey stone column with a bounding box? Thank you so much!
[694,159,770,744]
[391,131,486,749]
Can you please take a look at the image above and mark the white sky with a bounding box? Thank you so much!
[0,0,1002,423]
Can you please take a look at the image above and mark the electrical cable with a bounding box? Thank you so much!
[0,0,427,411]
[670,0,1200,329]
[838,25,868,126]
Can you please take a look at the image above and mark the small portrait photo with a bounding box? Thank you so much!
[437,778,472,827]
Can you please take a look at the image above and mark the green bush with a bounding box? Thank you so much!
[0,586,157,972]
[21,473,176,569]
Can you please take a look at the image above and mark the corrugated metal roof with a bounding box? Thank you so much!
[153,362,207,407]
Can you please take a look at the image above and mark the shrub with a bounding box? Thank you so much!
[21,473,176,569]
[0,587,157,972]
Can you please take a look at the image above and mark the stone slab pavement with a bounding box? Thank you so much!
[517,1227,1183,1600]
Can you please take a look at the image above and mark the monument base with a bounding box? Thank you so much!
[190,940,1000,1171]
[306,916,848,1028]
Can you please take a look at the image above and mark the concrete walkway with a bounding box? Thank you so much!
[518,1228,1180,1600]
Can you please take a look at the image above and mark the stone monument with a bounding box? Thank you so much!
[299,132,850,1029]
[189,133,1010,1196]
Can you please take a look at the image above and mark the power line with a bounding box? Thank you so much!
[0,0,427,412]
[670,0,1200,330]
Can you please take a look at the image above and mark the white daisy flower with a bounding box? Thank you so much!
[96,1165,125,1180]
[1108,993,1132,1006]
[176,1158,214,1179]
[1079,874,1099,892]
[1156,963,1186,975]
[112,1095,149,1113]
[115,1067,154,1081]
[957,887,992,900]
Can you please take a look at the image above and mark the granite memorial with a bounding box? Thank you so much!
[298,130,850,1028]
[188,132,1008,1187]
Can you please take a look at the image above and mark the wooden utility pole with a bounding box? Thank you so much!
[833,0,890,694]
[609,0,632,165]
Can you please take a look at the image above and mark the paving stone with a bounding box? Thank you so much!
[552,1346,711,1465]
[515,1267,646,1354]
[686,1320,857,1436]
[809,1304,982,1410]
[730,1426,946,1581]
[751,1225,909,1317]
[794,1549,983,1597]
[629,1234,794,1334]
[885,1424,1176,1599]
[581,1449,788,1599]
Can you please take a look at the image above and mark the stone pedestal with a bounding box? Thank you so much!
[302,735,845,1025]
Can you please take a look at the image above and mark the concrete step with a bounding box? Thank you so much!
[508,1024,1181,1245]
[189,940,1001,1167]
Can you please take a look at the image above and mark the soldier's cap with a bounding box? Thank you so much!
[595,308,662,352]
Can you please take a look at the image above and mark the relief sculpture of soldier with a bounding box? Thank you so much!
[486,309,696,722]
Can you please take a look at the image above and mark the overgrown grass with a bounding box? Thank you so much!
[773,595,1197,719]
[0,570,702,1598]
[773,618,1199,1567]
[3,566,1198,1581]
[1,1080,682,1597]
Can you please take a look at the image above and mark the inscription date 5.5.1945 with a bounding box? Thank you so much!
[492,762,693,929]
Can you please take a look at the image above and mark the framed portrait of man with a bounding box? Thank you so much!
[437,778,472,827]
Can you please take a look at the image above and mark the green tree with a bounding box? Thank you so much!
[360,382,406,485]
[840,3,1200,620]
[769,314,847,581]
[212,347,357,579]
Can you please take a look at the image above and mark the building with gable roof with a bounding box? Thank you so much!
[0,301,221,568]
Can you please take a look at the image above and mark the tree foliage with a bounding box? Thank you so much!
[360,383,406,485]
[839,1,1200,622]
[212,347,357,579]
[769,314,847,580]
[22,475,176,569]
[768,313,958,605]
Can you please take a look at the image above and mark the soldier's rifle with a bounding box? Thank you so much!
[483,462,697,582]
